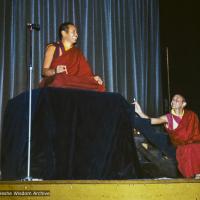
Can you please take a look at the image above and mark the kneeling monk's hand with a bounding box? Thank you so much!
[56,65,68,74]
[94,76,103,85]
[132,101,143,115]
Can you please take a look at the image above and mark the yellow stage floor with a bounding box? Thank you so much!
[0,179,200,200]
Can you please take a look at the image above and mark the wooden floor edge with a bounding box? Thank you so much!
[0,178,200,184]
[0,179,200,200]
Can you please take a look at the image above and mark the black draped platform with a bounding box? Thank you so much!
[1,88,141,180]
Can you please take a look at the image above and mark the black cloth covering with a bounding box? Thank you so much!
[133,116,176,160]
[1,88,141,180]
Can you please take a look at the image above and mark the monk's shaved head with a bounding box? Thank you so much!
[172,94,186,103]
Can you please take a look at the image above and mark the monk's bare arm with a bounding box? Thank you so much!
[42,45,57,77]
[42,45,68,77]
[150,115,168,125]
[133,101,168,125]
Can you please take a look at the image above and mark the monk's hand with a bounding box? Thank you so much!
[56,65,68,74]
[132,101,143,115]
[94,76,103,85]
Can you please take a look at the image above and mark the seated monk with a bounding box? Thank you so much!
[39,22,105,92]
[133,94,200,179]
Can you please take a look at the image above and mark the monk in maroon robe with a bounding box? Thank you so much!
[134,94,200,179]
[39,22,105,92]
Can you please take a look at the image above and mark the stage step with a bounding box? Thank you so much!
[0,179,200,200]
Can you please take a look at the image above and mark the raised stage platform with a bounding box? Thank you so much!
[0,179,200,200]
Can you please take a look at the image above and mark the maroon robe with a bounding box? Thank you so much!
[165,110,200,177]
[39,42,105,92]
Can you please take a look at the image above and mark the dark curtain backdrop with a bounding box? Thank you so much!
[0,0,162,142]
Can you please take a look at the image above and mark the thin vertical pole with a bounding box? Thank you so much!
[26,27,33,181]
[166,47,171,110]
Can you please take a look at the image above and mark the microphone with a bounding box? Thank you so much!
[27,23,40,31]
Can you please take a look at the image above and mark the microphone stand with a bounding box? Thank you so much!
[23,24,40,181]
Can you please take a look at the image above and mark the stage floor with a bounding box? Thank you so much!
[0,179,200,200]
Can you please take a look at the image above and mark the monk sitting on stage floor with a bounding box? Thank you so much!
[39,22,105,92]
[133,94,200,179]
